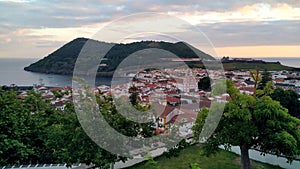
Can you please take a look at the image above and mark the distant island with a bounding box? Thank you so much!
[24,38,298,76]
[24,38,213,76]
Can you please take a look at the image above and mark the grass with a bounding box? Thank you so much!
[189,61,298,71]
[222,62,294,71]
[126,145,282,169]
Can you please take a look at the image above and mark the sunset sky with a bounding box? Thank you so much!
[1,0,300,58]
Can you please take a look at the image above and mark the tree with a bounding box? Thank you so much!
[193,80,300,169]
[270,88,300,118]
[258,70,272,90]
[198,77,211,91]
[43,102,116,168]
[0,89,33,165]
[129,85,139,106]
[163,139,190,159]
[192,108,209,141]
[1,87,144,168]
[72,78,155,168]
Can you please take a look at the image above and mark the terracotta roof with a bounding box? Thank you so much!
[50,87,62,91]
[239,87,255,93]
[180,103,200,111]
[153,128,165,134]
[64,86,72,90]
[18,95,25,99]
[274,78,284,83]
[199,98,212,108]
[172,108,198,124]
[147,84,157,88]
[153,103,176,118]
[166,96,181,103]
[140,95,150,103]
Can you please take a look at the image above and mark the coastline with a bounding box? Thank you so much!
[23,57,300,77]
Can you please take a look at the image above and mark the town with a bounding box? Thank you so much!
[8,66,300,141]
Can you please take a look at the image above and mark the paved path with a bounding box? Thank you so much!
[114,147,167,169]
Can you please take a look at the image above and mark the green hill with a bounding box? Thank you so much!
[221,60,297,71]
[192,59,298,71]
[24,38,214,75]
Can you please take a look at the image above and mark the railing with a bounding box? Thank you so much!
[1,163,82,169]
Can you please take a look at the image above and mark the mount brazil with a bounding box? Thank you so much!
[24,38,214,76]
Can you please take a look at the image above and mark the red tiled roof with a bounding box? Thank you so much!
[153,104,176,118]
[64,86,71,90]
[169,115,179,123]
[141,95,150,103]
[146,84,157,88]
[239,87,255,93]
[166,96,181,103]
[172,108,198,124]
[165,91,178,95]
[274,78,284,83]
[199,98,212,108]
[153,128,165,134]
[174,78,184,83]
[18,95,25,99]
[50,87,62,91]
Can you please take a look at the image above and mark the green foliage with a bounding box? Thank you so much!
[193,80,300,169]
[128,145,282,169]
[211,79,227,96]
[222,62,295,71]
[0,89,33,165]
[129,85,139,106]
[0,87,155,168]
[51,90,63,98]
[24,38,213,75]
[258,70,272,90]
[144,150,159,169]
[198,77,211,91]
[190,163,201,169]
[226,80,240,99]
[270,88,300,118]
[163,140,190,159]
[192,108,209,141]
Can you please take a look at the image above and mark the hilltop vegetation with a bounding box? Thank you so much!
[24,38,213,75]
[222,61,296,71]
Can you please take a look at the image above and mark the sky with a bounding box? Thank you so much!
[0,0,300,58]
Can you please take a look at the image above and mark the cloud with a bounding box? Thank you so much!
[197,20,300,47]
[1,0,300,58]
[172,2,300,25]
[0,0,121,28]
[1,0,300,29]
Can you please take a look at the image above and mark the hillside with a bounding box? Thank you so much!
[127,145,282,169]
[221,59,297,71]
[190,59,298,71]
[24,38,214,75]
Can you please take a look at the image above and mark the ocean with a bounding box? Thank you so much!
[0,58,113,87]
[0,57,300,87]
[257,57,300,68]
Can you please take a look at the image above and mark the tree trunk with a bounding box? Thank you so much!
[110,161,114,169]
[240,144,251,169]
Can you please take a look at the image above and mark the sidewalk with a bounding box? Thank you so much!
[114,147,167,169]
